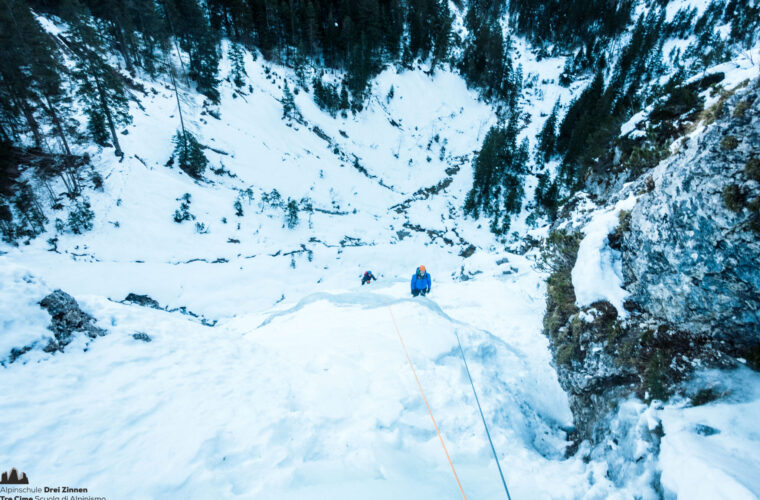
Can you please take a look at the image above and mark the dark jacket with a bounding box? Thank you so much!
[362,271,376,285]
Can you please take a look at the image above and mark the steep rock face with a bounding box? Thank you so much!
[553,301,639,443]
[542,229,640,444]
[543,80,760,445]
[622,81,760,353]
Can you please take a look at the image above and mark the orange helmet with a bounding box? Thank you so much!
[419,265,426,273]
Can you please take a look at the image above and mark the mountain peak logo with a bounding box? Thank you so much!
[0,468,29,484]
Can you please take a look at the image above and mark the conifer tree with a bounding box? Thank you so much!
[459,2,520,105]
[430,0,452,69]
[381,0,404,59]
[407,0,432,59]
[537,99,560,163]
[340,85,350,111]
[229,42,247,88]
[172,129,208,178]
[356,0,381,52]
[345,33,374,99]
[302,0,318,56]
[206,0,255,43]
[190,30,221,101]
[89,0,140,73]
[0,202,13,241]
[13,180,47,234]
[508,0,634,49]
[464,112,528,234]
[0,0,69,151]
[556,71,604,182]
[67,199,95,233]
[312,72,340,116]
[535,172,560,220]
[285,199,299,229]
[64,0,132,157]
[130,0,171,76]
[166,0,221,102]
[281,81,298,121]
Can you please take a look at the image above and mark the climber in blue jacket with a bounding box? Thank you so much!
[411,265,431,297]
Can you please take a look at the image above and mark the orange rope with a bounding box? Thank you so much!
[387,305,468,500]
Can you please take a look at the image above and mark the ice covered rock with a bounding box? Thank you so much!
[622,80,760,353]
[544,80,760,445]
[123,292,161,309]
[39,289,106,352]
[553,300,639,443]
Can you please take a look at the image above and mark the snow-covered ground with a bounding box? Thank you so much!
[1,261,587,499]
[659,368,760,500]
[0,44,618,498]
[2,20,760,499]
[0,49,592,499]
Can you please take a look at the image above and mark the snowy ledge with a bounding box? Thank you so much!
[571,194,637,318]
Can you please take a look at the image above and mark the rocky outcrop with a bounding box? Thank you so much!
[622,81,760,355]
[542,228,642,444]
[120,292,217,326]
[132,332,152,342]
[543,79,760,445]
[123,293,160,309]
[39,289,107,352]
[554,302,640,443]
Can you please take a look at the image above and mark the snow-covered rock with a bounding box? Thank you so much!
[572,194,637,318]
[39,289,107,353]
[622,79,760,350]
[543,79,760,458]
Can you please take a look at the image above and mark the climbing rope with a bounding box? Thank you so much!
[453,329,513,500]
[386,304,468,500]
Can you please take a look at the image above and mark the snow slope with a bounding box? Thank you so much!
[659,368,760,500]
[2,19,760,498]
[0,44,630,498]
[1,265,591,499]
[0,45,579,499]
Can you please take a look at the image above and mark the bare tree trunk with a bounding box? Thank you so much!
[59,172,73,194]
[43,96,80,193]
[113,21,135,73]
[14,96,44,150]
[141,33,153,68]
[65,151,81,194]
[168,61,188,158]
[19,209,36,231]
[42,95,71,156]
[94,76,123,157]
[31,193,44,216]
[21,201,46,231]
[3,113,21,141]
[19,207,45,231]
[161,1,190,85]
[59,153,80,195]
[42,178,57,202]
[2,0,49,151]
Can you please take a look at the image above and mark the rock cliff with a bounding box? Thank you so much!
[544,78,760,444]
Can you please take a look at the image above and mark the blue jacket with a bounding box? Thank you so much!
[411,271,431,291]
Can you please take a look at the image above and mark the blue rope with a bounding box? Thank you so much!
[454,329,513,500]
